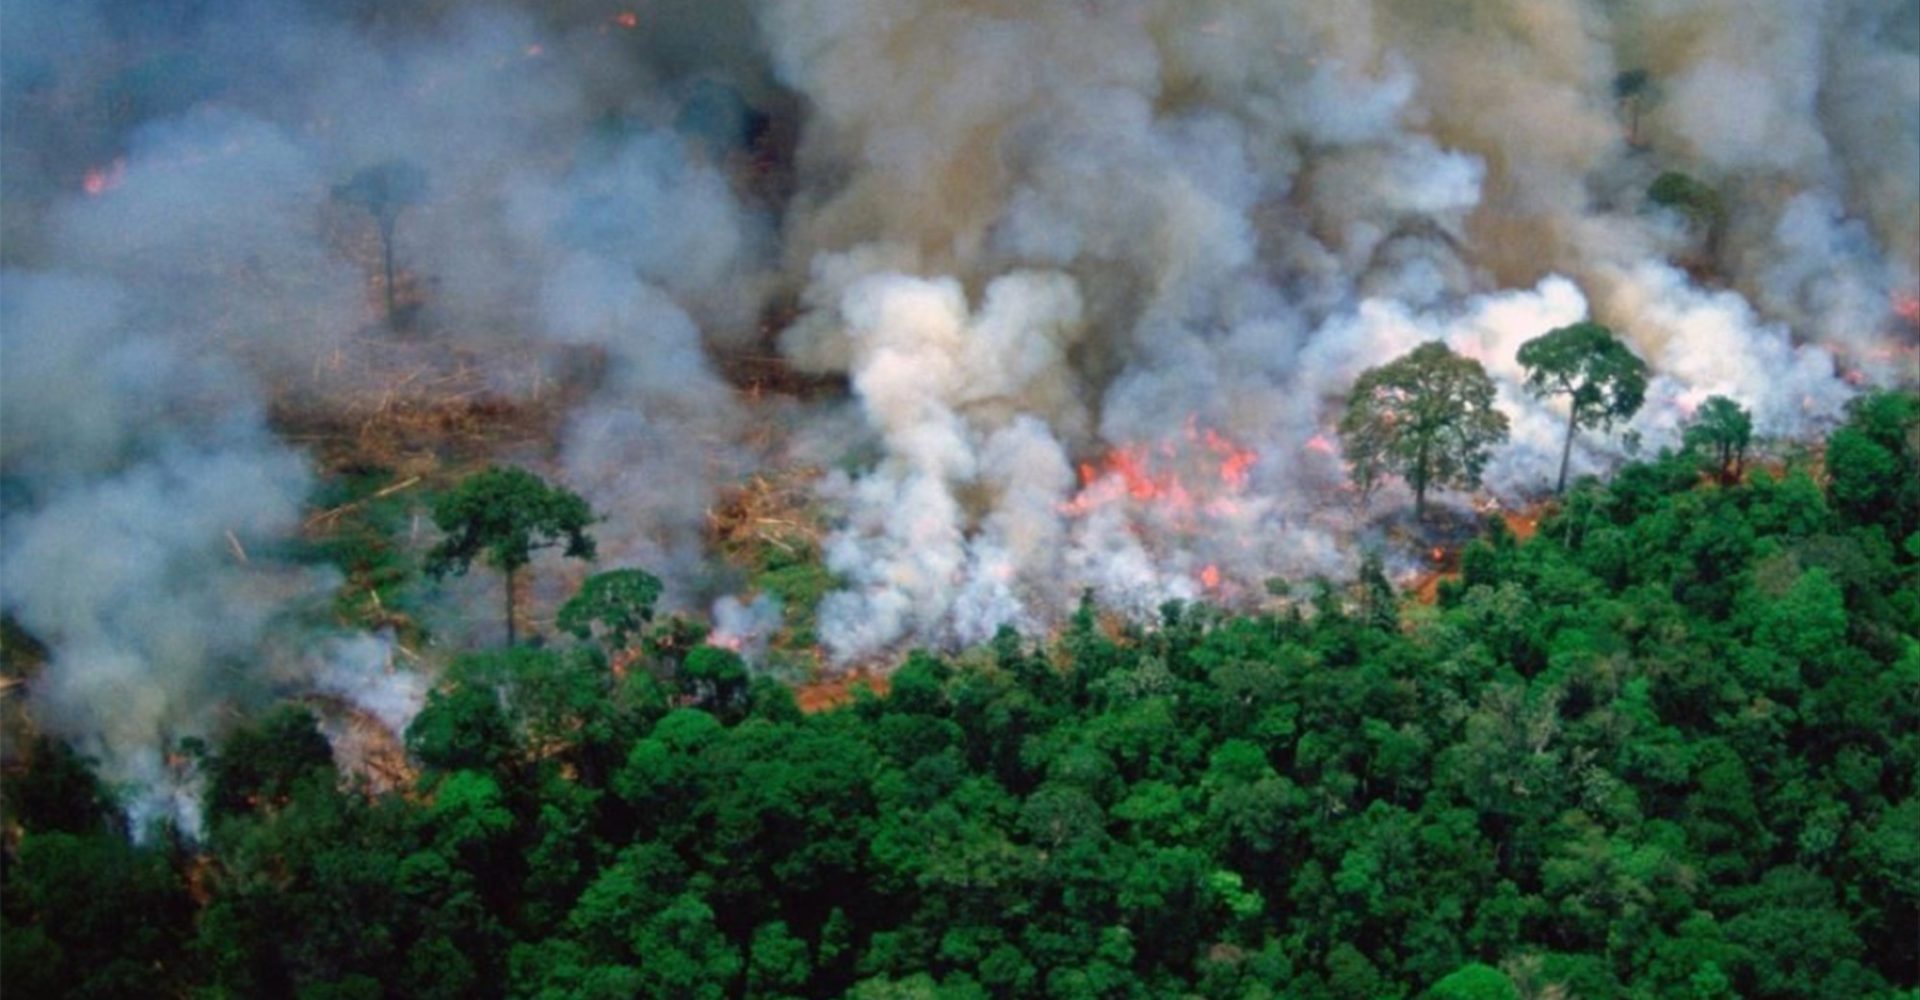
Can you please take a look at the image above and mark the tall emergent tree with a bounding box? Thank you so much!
[1613,69,1654,147]
[1516,321,1650,493]
[427,466,597,645]
[1339,341,1510,518]
[1682,395,1753,484]
[334,159,427,328]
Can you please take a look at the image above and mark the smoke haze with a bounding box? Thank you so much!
[2,0,1914,816]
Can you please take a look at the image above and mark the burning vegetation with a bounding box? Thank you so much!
[3,6,1919,998]
[0,2,1916,967]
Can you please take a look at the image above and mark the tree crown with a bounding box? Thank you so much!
[426,466,596,578]
[334,159,427,223]
[558,569,663,651]
[1647,170,1724,230]
[1516,321,1649,430]
[1684,396,1752,449]
[1338,340,1510,502]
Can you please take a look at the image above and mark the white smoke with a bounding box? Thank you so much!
[308,632,430,738]
[0,1,769,825]
[756,0,1913,662]
[709,593,784,663]
[2,0,1914,712]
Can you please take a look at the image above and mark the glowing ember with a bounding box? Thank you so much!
[1429,546,1446,563]
[612,11,639,29]
[1894,292,1920,325]
[82,158,126,196]
[1199,564,1222,590]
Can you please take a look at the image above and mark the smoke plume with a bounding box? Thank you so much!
[2,0,1914,811]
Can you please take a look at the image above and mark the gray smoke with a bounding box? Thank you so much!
[0,0,772,827]
[755,0,1915,659]
[2,0,1914,796]
[0,270,329,834]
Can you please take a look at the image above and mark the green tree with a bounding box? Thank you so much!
[4,735,115,835]
[1340,341,1511,518]
[748,920,814,996]
[679,644,750,719]
[334,159,428,328]
[627,894,742,998]
[1825,390,1919,535]
[1359,550,1400,631]
[1428,962,1519,1000]
[1648,170,1726,257]
[1,831,193,998]
[407,684,517,774]
[558,568,662,653]
[1682,396,1753,484]
[206,704,338,820]
[427,466,596,645]
[1516,321,1649,493]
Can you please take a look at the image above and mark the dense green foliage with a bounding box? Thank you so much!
[427,465,598,645]
[1683,396,1755,485]
[1647,171,1726,234]
[558,569,664,652]
[1340,341,1511,517]
[1515,322,1649,493]
[4,396,1917,998]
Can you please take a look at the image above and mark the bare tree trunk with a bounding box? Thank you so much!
[1414,439,1430,519]
[504,564,517,647]
[379,216,398,328]
[1557,408,1579,494]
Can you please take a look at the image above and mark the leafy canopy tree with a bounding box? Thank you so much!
[1430,963,1520,1000]
[427,466,596,645]
[4,735,116,836]
[558,568,662,653]
[1648,170,1725,262]
[334,159,427,328]
[1824,389,1919,535]
[1682,395,1753,484]
[1516,321,1650,493]
[1339,340,1511,518]
[205,704,337,821]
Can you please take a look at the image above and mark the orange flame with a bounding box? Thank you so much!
[82,158,126,196]
[612,11,638,28]
[1894,292,1920,326]
[1060,417,1257,519]
[1199,564,1222,590]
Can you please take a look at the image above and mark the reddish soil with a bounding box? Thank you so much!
[794,669,891,713]
[1502,506,1542,541]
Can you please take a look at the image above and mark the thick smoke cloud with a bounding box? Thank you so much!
[1,0,771,827]
[1,0,1914,804]
[0,270,328,833]
[758,0,1916,659]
